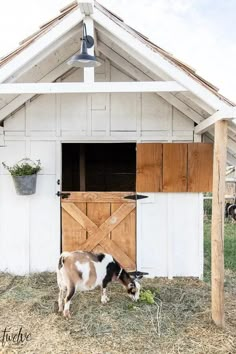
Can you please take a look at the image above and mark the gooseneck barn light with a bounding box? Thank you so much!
[67,23,101,68]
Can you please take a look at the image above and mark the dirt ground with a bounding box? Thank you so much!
[0,271,235,354]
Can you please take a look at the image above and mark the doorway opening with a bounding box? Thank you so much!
[62,143,136,191]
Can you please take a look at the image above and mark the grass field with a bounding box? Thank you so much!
[204,220,236,281]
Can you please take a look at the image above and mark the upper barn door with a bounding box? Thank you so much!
[61,143,136,271]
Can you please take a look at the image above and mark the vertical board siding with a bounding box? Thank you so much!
[136,143,163,192]
[163,143,188,192]
[137,143,213,193]
[137,193,203,277]
[137,193,168,277]
[188,143,213,192]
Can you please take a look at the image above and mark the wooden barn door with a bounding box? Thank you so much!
[61,192,136,270]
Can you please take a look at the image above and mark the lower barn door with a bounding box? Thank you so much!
[61,192,136,270]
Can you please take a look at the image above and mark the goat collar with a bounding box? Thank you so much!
[117,268,123,279]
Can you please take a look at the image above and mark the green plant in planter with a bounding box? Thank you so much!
[2,159,41,176]
[2,159,42,195]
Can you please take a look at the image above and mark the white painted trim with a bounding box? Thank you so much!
[167,194,173,279]
[5,26,81,84]
[4,134,193,142]
[0,56,81,122]
[0,81,187,94]
[0,126,4,146]
[98,41,204,124]
[93,8,229,110]
[195,108,236,134]
[198,193,204,280]
[0,9,84,83]
[78,0,94,15]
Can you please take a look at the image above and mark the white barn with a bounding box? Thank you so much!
[0,1,235,281]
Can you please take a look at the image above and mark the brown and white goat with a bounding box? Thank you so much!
[57,251,142,318]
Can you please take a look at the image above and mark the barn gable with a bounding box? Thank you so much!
[0,0,232,295]
[0,0,235,163]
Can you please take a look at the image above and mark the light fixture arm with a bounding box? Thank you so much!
[81,23,94,49]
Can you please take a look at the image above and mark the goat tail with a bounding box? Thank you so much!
[58,251,70,270]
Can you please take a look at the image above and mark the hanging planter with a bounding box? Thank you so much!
[2,158,41,195]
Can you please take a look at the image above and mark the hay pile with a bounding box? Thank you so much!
[0,272,235,354]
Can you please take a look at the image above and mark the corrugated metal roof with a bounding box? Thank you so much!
[0,0,234,107]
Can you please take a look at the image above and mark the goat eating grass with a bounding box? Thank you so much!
[57,251,144,318]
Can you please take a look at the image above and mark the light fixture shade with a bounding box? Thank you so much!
[67,53,101,68]
[67,25,101,68]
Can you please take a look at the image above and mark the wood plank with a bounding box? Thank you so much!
[62,192,135,203]
[136,143,163,192]
[111,203,136,263]
[163,143,187,192]
[62,202,86,251]
[80,203,136,251]
[211,120,227,327]
[188,143,213,192]
[62,203,98,235]
[0,81,187,94]
[100,237,136,270]
[87,202,110,250]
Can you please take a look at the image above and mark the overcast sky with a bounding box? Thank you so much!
[0,0,235,102]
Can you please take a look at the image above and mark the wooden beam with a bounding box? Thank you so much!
[0,57,79,122]
[195,108,236,134]
[78,0,94,15]
[5,26,81,84]
[0,81,187,94]
[211,119,228,327]
[0,9,83,83]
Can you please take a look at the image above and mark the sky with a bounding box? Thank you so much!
[0,0,235,102]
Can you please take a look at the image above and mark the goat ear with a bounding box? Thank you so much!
[135,274,144,280]
[128,271,148,280]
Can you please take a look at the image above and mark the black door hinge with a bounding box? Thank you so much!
[56,191,71,199]
[124,194,148,200]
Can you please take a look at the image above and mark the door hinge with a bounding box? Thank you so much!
[56,191,71,199]
[124,194,148,200]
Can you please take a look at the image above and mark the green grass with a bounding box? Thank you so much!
[204,220,236,281]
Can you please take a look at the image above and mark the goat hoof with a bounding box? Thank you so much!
[63,310,71,319]
[101,296,110,304]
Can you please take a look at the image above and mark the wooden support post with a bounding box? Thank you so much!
[211,119,228,327]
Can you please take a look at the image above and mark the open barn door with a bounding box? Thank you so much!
[60,143,136,271]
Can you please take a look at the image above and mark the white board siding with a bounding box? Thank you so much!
[4,107,26,131]
[0,140,60,274]
[27,95,56,131]
[0,140,26,174]
[137,193,203,278]
[3,64,195,139]
[141,93,172,131]
[60,93,88,132]
[173,107,194,131]
[111,93,137,131]
[29,175,60,272]
[30,141,56,175]
[137,193,168,277]
[0,175,29,274]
